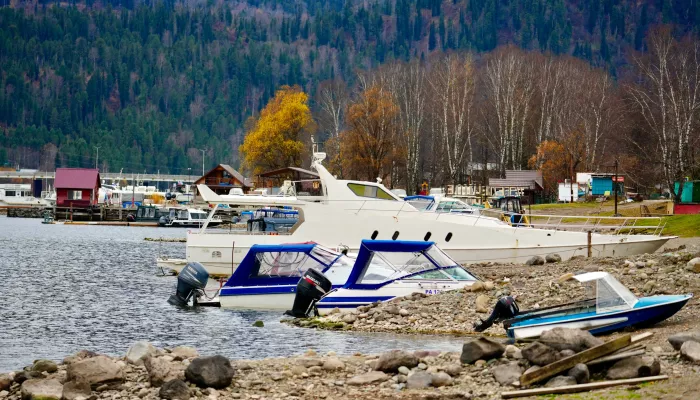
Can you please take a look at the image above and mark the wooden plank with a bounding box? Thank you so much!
[502,375,668,399]
[587,349,645,366]
[631,332,654,343]
[519,334,631,387]
[611,344,644,355]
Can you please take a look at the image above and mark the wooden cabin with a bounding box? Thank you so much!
[55,168,101,208]
[194,164,253,195]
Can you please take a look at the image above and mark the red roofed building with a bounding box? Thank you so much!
[55,168,101,208]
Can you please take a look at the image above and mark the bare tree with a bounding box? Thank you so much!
[428,54,477,186]
[316,79,348,174]
[483,47,535,173]
[627,27,700,202]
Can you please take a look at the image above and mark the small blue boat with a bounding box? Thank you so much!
[504,272,692,340]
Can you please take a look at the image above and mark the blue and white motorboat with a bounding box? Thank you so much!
[218,243,357,309]
[315,240,479,314]
[504,272,692,340]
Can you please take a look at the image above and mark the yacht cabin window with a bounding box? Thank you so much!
[5,190,16,197]
[347,183,396,200]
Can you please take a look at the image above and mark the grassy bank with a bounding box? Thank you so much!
[661,214,700,237]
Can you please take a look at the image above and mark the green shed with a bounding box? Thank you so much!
[673,181,700,203]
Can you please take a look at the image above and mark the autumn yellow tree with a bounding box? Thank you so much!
[239,86,315,176]
[340,85,401,182]
[529,129,587,198]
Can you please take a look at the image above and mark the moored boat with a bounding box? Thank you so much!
[503,272,692,340]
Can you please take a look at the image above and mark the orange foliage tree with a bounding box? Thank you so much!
[529,129,587,198]
[339,85,401,182]
[239,86,315,176]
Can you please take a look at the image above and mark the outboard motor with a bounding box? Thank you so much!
[165,192,173,200]
[168,262,209,307]
[285,269,332,317]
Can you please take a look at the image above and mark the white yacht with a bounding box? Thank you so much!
[0,184,50,207]
[157,153,672,275]
[159,208,223,228]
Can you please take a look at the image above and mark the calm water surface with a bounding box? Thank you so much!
[0,216,465,372]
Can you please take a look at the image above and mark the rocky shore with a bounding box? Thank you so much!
[288,248,700,337]
[3,326,700,400]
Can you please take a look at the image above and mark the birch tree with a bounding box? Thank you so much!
[428,54,476,185]
[627,27,700,202]
[484,47,535,173]
[316,79,348,175]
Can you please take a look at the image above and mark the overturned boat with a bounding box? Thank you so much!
[504,272,692,340]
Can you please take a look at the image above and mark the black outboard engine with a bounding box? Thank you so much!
[165,192,173,200]
[285,269,332,317]
[168,262,209,307]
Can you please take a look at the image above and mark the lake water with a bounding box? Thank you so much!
[0,216,465,372]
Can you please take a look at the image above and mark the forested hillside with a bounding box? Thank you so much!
[0,0,698,176]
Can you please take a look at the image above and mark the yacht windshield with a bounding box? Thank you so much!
[406,197,434,211]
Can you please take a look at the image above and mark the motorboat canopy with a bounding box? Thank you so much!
[223,243,355,288]
[574,271,639,313]
[343,240,477,290]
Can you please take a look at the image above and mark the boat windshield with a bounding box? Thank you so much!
[595,275,638,313]
[406,197,434,211]
[425,245,458,267]
[403,266,476,281]
[356,251,438,284]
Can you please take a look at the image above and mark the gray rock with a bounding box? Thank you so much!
[159,379,190,400]
[681,341,700,363]
[545,376,577,388]
[668,331,700,351]
[430,372,452,387]
[524,365,540,375]
[144,356,185,386]
[171,347,199,360]
[61,380,91,400]
[475,295,490,313]
[460,338,506,364]
[32,360,58,374]
[559,349,576,358]
[322,358,345,371]
[126,341,157,366]
[545,254,562,263]
[443,365,462,377]
[13,372,42,384]
[397,366,410,376]
[252,320,264,327]
[342,314,357,324]
[606,356,661,379]
[687,257,700,273]
[406,372,432,389]
[0,375,12,391]
[184,355,235,389]
[540,328,603,352]
[567,363,590,384]
[521,342,560,366]
[491,362,522,386]
[347,371,389,386]
[20,379,63,400]
[526,256,545,266]
[66,356,124,389]
[374,350,419,373]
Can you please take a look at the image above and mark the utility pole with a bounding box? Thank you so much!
[613,158,619,216]
[94,146,100,170]
[200,148,206,177]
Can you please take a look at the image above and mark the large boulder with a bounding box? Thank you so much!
[545,254,562,263]
[668,331,700,351]
[66,356,124,389]
[61,380,91,400]
[491,362,522,386]
[374,350,419,373]
[475,295,490,313]
[32,360,58,374]
[540,328,603,352]
[126,341,157,365]
[526,256,545,266]
[460,338,506,364]
[430,372,452,387]
[0,375,12,391]
[406,371,432,389]
[144,356,185,386]
[521,342,560,366]
[347,371,389,386]
[20,379,63,400]
[606,356,661,379]
[13,372,42,385]
[184,356,235,389]
[159,379,190,400]
[687,257,700,273]
[681,341,700,363]
[567,363,590,384]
